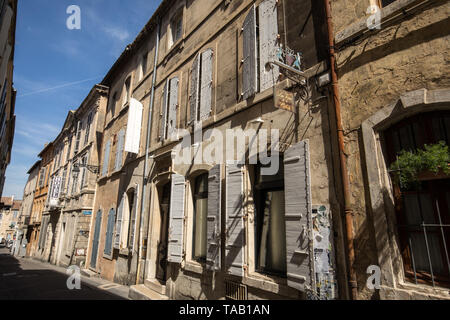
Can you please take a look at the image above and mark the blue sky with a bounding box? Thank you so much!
[4,0,160,198]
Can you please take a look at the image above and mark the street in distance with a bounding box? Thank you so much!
[179,304,270,317]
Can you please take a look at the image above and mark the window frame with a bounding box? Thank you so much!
[192,173,209,263]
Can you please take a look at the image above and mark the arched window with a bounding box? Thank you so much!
[384,111,450,288]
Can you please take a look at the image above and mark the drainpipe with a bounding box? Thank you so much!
[136,19,161,285]
[324,0,358,300]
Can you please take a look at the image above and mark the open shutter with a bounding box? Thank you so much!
[200,49,213,120]
[159,80,169,141]
[259,0,279,92]
[115,129,125,170]
[129,185,139,251]
[225,162,244,277]
[206,164,222,271]
[124,98,143,154]
[242,5,257,100]
[189,54,200,125]
[102,140,111,176]
[104,208,116,256]
[284,140,314,292]
[168,174,185,263]
[167,77,179,139]
[114,195,124,250]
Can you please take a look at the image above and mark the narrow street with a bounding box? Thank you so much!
[0,248,129,300]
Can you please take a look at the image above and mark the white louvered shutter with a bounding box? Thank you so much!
[129,185,139,251]
[124,98,143,154]
[259,0,279,92]
[114,195,124,250]
[167,77,179,139]
[284,140,314,292]
[189,54,200,125]
[168,174,185,263]
[242,5,257,100]
[102,140,111,176]
[200,49,213,120]
[115,129,125,171]
[225,162,244,277]
[160,80,169,141]
[206,164,222,271]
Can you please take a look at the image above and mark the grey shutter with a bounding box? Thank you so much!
[284,140,314,292]
[167,77,179,139]
[159,80,169,141]
[102,140,111,176]
[242,5,257,100]
[206,164,222,271]
[115,129,125,170]
[189,54,200,125]
[200,49,213,120]
[104,208,116,256]
[114,195,124,249]
[259,0,279,92]
[225,163,244,277]
[168,174,185,263]
[129,185,139,251]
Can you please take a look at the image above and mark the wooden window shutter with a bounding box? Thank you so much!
[225,162,245,277]
[167,77,179,139]
[168,174,185,263]
[114,195,124,250]
[206,164,222,271]
[242,5,257,100]
[284,140,314,292]
[160,79,169,141]
[200,49,213,121]
[124,98,143,154]
[102,140,111,176]
[258,0,279,92]
[104,208,116,256]
[189,54,200,125]
[115,129,125,171]
[129,185,139,251]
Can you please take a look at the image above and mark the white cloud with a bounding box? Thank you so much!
[101,26,130,42]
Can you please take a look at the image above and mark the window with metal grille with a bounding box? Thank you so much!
[384,111,450,288]
[225,281,248,300]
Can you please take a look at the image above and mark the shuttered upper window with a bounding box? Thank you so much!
[169,10,183,48]
[189,49,214,125]
[104,208,116,258]
[114,129,126,171]
[84,112,93,146]
[160,77,179,141]
[122,77,132,107]
[102,140,111,177]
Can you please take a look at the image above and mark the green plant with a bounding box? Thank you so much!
[390,141,450,188]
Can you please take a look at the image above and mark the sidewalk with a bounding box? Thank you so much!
[20,256,131,300]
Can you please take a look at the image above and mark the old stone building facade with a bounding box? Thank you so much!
[18,0,449,300]
[0,196,21,242]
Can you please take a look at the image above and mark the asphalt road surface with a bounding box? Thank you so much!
[0,248,127,300]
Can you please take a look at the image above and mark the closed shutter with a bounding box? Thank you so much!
[124,98,143,154]
[115,129,125,170]
[200,49,213,120]
[102,140,111,176]
[168,174,185,263]
[114,195,124,249]
[284,140,314,292]
[225,163,244,277]
[167,77,179,139]
[242,5,257,100]
[189,54,200,125]
[206,164,222,271]
[258,0,279,92]
[159,80,169,141]
[104,208,116,256]
[129,185,139,251]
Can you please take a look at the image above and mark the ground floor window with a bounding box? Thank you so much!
[192,173,208,262]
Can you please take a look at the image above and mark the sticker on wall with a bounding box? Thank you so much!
[311,205,337,300]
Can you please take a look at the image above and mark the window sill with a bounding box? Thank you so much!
[243,272,299,297]
[184,261,204,274]
[164,39,184,64]
[105,103,129,129]
[335,0,434,47]
[103,252,114,261]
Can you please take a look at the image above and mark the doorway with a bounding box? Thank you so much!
[156,182,171,282]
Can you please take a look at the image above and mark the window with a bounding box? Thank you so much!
[38,168,45,187]
[102,140,111,177]
[169,11,183,48]
[384,112,450,288]
[61,168,67,195]
[160,77,179,141]
[139,53,148,81]
[71,161,79,195]
[122,77,132,107]
[378,0,397,7]
[74,120,82,154]
[114,129,125,171]
[189,49,213,125]
[104,208,116,257]
[253,158,287,276]
[109,92,117,118]
[127,188,138,249]
[66,134,72,161]
[84,112,93,146]
[193,173,208,262]
[80,155,88,189]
